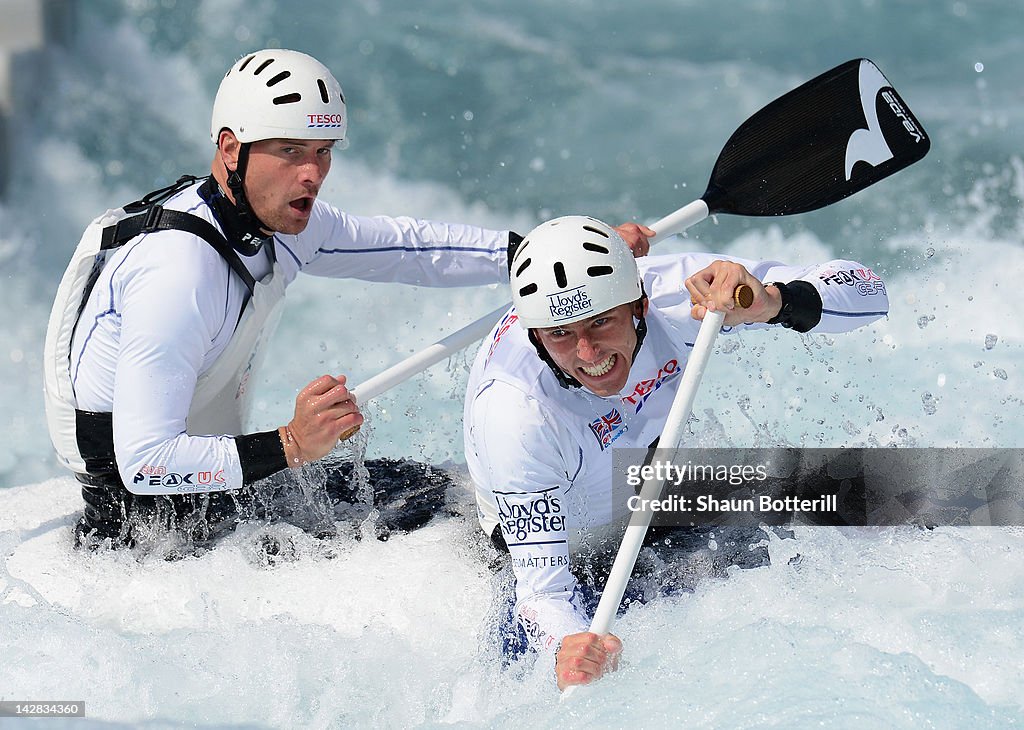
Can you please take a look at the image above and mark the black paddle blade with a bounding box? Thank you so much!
[703,58,930,217]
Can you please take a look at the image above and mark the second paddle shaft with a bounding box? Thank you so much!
[561,284,751,700]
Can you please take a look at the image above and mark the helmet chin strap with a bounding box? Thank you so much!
[531,294,649,392]
[225,142,273,255]
[529,330,583,390]
[631,310,648,361]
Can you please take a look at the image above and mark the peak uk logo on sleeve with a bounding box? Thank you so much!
[132,466,226,492]
[818,267,886,296]
[588,407,627,450]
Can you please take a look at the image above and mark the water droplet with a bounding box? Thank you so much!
[994,369,1008,381]
[974,62,985,73]
[985,334,998,350]
[921,392,938,415]
[916,315,935,329]
[925,247,935,258]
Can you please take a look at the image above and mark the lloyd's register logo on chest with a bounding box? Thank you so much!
[547,285,593,321]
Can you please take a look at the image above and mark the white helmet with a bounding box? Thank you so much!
[211,49,347,144]
[511,216,643,329]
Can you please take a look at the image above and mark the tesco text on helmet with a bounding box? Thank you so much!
[307,114,344,128]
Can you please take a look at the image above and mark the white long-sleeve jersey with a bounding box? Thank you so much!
[464,252,888,655]
[65,180,509,493]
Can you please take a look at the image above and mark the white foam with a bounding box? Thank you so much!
[2,480,1022,725]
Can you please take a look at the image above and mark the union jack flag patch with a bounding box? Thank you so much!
[588,408,627,451]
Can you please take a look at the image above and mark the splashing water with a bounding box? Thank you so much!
[2,0,1023,725]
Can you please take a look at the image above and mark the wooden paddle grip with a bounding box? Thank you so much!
[734,284,754,309]
[338,425,361,442]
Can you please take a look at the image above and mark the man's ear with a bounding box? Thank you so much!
[633,296,649,319]
[217,129,241,172]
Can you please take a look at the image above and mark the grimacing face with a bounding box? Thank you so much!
[533,300,647,396]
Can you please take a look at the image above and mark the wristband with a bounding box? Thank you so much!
[236,430,288,486]
[765,280,823,333]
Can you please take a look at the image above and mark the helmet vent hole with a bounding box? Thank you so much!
[238,55,255,72]
[582,225,610,238]
[583,242,609,254]
[273,93,302,105]
[515,258,532,277]
[587,266,614,277]
[254,59,275,75]
[554,262,568,288]
[318,79,330,104]
[518,283,538,297]
[267,71,291,87]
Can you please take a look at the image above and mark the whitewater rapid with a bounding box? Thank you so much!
[2,0,1023,726]
[2,478,1022,727]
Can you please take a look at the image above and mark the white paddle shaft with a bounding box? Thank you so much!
[350,302,510,403]
[591,307,725,632]
[648,199,710,244]
[560,307,726,701]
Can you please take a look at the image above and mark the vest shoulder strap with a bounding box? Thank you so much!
[100,205,257,296]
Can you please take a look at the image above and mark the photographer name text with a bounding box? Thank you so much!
[627,493,838,514]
